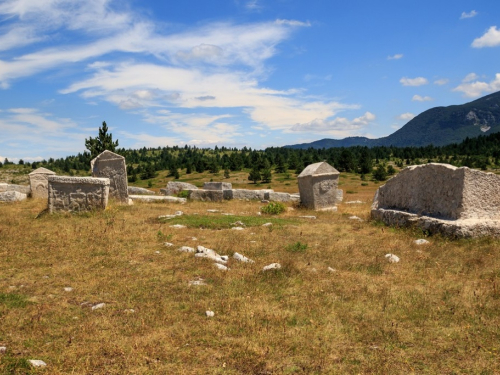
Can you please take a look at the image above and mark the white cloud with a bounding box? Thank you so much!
[245,0,261,10]
[398,112,415,121]
[472,26,500,48]
[387,54,403,60]
[434,78,449,85]
[275,19,311,27]
[460,10,477,19]
[453,73,500,97]
[412,95,433,102]
[290,112,376,137]
[463,72,479,82]
[400,77,428,86]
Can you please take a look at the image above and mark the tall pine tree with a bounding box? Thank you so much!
[85,121,119,159]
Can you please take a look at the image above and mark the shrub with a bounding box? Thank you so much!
[286,241,308,253]
[261,202,286,215]
[177,190,190,198]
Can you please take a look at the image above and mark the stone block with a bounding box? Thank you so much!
[230,189,266,200]
[91,150,128,203]
[298,162,340,210]
[29,167,56,199]
[162,181,198,196]
[189,189,223,202]
[0,183,31,195]
[0,191,27,202]
[203,182,232,190]
[265,192,292,202]
[129,195,186,203]
[128,186,155,195]
[48,176,109,213]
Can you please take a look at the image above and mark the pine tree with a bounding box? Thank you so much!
[248,166,261,183]
[85,121,119,159]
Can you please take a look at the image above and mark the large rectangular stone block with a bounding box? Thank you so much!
[298,162,340,210]
[188,189,223,202]
[203,182,232,190]
[48,176,110,213]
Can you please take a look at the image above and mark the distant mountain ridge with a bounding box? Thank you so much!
[286,91,500,149]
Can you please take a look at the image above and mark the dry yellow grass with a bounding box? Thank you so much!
[1,173,500,374]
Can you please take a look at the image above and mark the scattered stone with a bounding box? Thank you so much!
[261,200,270,204]
[203,182,232,190]
[189,189,223,202]
[179,246,196,253]
[64,287,73,292]
[91,150,129,203]
[191,237,198,241]
[48,176,109,212]
[346,200,364,204]
[298,161,340,210]
[128,186,155,195]
[385,254,400,263]
[91,303,106,311]
[124,309,135,313]
[231,227,245,231]
[158,214,177,219]
[29,167,56,199]
[155,251,161,254]
[189,279,206,286]
[161,181,198,196]
[327,267,336,273]
[414,239,430,245]
[214,263,229,271]
[262,263,281,271]
[230,221,246,227]
[170,224,186,229]
[164,242,174,247]
[0,191,27,202]
[28,360,47,368]
[0,346,7,353]
[262,222,272,227]
[195,246,228,264]
[206,310,215,317]
[220,255,229,262]
[299,215,317,219]
[349,216,363,221]
[207,209,220,213]
[43,275,49,279]
[174,211,183,216]
[233,252,255,263]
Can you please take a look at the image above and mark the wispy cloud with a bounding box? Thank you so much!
[460,10,477,19]
[412,95,433,102]
[434,78,449,86]
[400,77,428,86]
[387,54,403,60]
[472,26,500,48]
[398,112,415,121]
[453,73,500,97]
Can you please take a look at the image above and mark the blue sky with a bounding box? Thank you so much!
[1,0,500,162]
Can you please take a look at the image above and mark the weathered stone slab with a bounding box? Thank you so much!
[229,189,267,200]
[298,162,340,210]
[129,195,186,203]
[203,182,232,190]
[0,183,31,195]
[372,163,500,238]
[265,192,292,202]
[0,191,27,202]
[189,189,223,202]
[29,167,56,199]
[128,186,155,195]
[162,181,198,196]
[48,176,109,213]
[91,150,128,203]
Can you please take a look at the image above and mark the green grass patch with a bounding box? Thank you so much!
[159,214,298,229]
[261,202,286,215]
[0,293,30,308]
[285,241,308,253]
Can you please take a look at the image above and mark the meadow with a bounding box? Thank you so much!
[1,169,500,374]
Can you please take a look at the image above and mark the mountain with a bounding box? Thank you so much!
[286,91,500,149]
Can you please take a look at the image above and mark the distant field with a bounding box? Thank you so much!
[1,171,500,374]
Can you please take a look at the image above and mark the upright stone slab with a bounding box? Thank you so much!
[48,176,109,213]
[371,163,500,238]
[297,162,340,210]
[91,150,128,203]
[29,167,56,199]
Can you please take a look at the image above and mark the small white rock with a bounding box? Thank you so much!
[233,252,255,263]
[345,200,364,204]
[179,246,196,253]
[349,216,363,221]
[28,360,47,368]
[220,255,229,262]
[158,214,176,219]
[164,242,174,247]
[257,212,262,215]
[64,287,73,292]
[262,263,281,271]
[327,267,336,273]
[43,275,49,279]
[195,252,227,264]
[231,227,245,231]
[189,279,206,286]
[0,346,6,353]
[214,263,229,271]
[207,209,219,213]
[206,310,215,317]
[262,222,272,227]
[91,303,106,311]
[124,309,135,313]
[299,215,316,219]
[385,254,400,263]
[170,224,186,229]
[155,251,161,254]
[414,239,430,245]
[175,211,183,216]
[191,237,198,241]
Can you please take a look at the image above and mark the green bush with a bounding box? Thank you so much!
[286,241,308,253]
[261,202,286,215]
[177,190,190,198]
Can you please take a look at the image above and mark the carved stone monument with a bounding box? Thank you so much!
[297,162,340,210]
[371,163,500,237]
[48,176,109,213]
[29,167,56,199]
[91,150,128,203]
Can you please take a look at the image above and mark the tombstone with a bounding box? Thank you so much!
[371,163,500,237]
[29,167,56,199]
[188,189,223,202]
[90,150,128,203]
[161,181,198,196]
[0,191,27,202]
[48,176,109,213]
[297,162,340,210]
[203,182,232,190]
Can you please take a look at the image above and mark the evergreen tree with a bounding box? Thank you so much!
[261,159,272,182]
[248,166,261,183]
[372,164,388,181]
[186,164,192,174]
[85,121,119,159]
[224,169,230,179]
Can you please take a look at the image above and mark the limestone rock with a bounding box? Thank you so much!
[91,303,106,310]
[233,252,254,263]
[130,195,186,203]
[203,182,232,190]
[229,189,267,201]
[189,279,206,286]
[170,224,186,229]
[206,310,215,317]
[214,263,229,271]
[128,186,155,195]
[414,239,430,245]
[231,227,245,231]
[29,167,56,199]
[385,254,400,263]
[64,287,73,292]
[349,216,363,221]
[299,215,317,219]
[262,222,272,227]
[262,263,281,271]
[48,176,109,213]
[189,189,223,202]
[0,191,27,202]
[91,150,129,203]
[28,360,47,368]
[164,242,174,247]
[0,346,6,353]
[298,162,340,210]
[0,183,31,195]
[162,181,198,196]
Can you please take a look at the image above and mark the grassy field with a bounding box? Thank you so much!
[1,171,500,374]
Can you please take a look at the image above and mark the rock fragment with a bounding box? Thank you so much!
[385,254,400,263]
[233,252,254,263]
[91,303,106,311]
[28,360,47,368]
[262,263,281,271]
[206,310,215,317]
[414,239,430,245]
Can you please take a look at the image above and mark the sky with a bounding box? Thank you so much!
[1,0,500,162]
